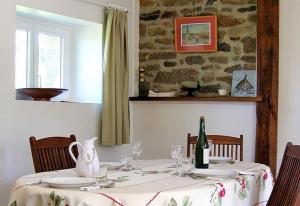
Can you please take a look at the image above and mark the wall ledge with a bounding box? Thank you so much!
[129,96,263,102]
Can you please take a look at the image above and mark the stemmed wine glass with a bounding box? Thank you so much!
[132,141,142,173]
[171,145,184,175]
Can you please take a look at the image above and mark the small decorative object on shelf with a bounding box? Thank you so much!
[138,67,149,97]
[218,88,228,96]
[181,81,201,97]
[148,90,176,97]
[206,0,217,5]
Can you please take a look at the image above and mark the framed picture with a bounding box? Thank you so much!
[175,16,217,52]
[231,70,257,97]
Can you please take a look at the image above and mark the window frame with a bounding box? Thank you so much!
[16,16,71,89]
[15,28,32,88]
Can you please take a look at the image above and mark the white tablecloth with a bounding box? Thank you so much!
[9,159,273,206]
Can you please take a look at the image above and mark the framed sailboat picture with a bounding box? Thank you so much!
[231,70,257,97]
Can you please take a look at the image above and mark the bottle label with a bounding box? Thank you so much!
[203,148,209,164]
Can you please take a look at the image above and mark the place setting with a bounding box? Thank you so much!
[20,167,112,191]
[119,140,144,172]
[23,137,125,192]
[166,159,241,179]
[169,144,236,180]
[119,141,172,175]
[169,117,257,182]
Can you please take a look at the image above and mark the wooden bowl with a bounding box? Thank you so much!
[17,88,68,101]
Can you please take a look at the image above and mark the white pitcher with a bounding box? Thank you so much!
[69,137,100,177]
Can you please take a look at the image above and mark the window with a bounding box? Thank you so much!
[16,6,103,103]
[37,33,63,88]
[15,16,66,89]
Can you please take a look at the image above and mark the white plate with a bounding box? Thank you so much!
[190,169,237,177]
[43,177,95,188]
[101,162,122,170]
[209,157,234,163]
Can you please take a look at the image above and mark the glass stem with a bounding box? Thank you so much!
[178,158,183,176]
[136,155,139,173]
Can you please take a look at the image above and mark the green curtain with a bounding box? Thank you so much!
[101,8,129,145]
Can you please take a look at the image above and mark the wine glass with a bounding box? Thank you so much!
[132,141,142,173]
[171,145,184,175]
[90,164,108,185]
[121,153,133,171]
[171,145,178,159]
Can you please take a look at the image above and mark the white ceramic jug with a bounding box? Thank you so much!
[69,137,100,177]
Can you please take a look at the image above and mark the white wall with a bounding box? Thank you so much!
[132,102,257,161]
[0,0,135,205]
[277,0,300,171]
[71,24,102,103]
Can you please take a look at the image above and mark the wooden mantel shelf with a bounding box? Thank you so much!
[129,96,263,102]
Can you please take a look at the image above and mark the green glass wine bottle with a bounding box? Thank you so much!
[195,116,209,169]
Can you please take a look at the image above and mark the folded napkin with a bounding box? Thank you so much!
[148,90,176,97]
[224,169,257,176]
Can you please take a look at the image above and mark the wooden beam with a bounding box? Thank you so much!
[256,0,279,175]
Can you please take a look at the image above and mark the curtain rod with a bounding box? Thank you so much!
[77,0,130,12]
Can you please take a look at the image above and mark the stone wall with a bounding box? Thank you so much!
[139,0,257,95]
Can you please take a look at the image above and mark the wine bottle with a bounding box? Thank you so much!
[195,116,209,169]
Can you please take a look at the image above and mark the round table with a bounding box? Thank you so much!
[9,159,273,206]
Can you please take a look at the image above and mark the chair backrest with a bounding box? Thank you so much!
[187,133,243,161]
[29,135,78,173]
[267,142,300,206]
[187,133,197,158]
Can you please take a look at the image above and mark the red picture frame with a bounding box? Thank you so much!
[175,16,217,53]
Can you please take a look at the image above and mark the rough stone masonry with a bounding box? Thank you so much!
[139,0,257,96]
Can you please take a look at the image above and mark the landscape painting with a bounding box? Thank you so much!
[181,23,211,46]
[175,16,217,52]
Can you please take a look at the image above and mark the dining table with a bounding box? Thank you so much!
[8,159,273,206]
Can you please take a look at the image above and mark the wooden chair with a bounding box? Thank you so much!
[187,133,243,161]
[267,142,300,206]
[29,135,78,173]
